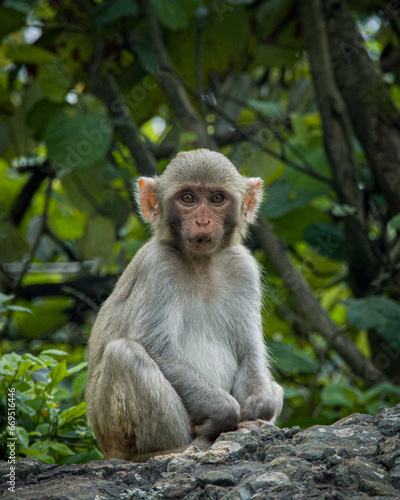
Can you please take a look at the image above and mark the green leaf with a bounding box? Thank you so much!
[263,179,320,218]
[4,305,32,313]
[66,362,87,376]
[151,0,200,30]
[0,7,25,38]
[58,401,87,427]
[60,160,108,212]
[13,298,69,338]
[44,106,113,171]
[304,223,344,261]
[321,385,355,408]
[389,213,400,230]
[268,339,318,374]
[274,206,330,244]
[344,296,400,343]
[22,353,48,369]
[49,442,75,456]
[0,292,14,304]
[25,439,51,453]
[49,360,67,386]
[27,100,65,139]
[41,349,69,358]
[4,44,54,64]
[72,371,87,397]
[364,382,400,400]
[247,99,283,119]
[78,216,115,262]
[17,360,33,377]
[95,0,139,27]
[0,221,30,264]
[38,61,72,103]
[14,426,29,450]
[255,44,300,68]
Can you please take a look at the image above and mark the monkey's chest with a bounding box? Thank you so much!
[177,302,239,393]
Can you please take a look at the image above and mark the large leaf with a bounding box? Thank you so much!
[49,360,67,387]
[4,44,54,64]
[61,160,108,213]
[0,7,25,38]
[263,179,320,218]
[321,385,358,408]
[305,223,345,261]
[27,100,65,139]
[274,206,331,244]
[13,298,70,338]
[151,0,200,30]
[268,339,318,374]
[344,296,400,343]
[44,106,113,171]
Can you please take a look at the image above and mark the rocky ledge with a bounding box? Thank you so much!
[1,404,400,499]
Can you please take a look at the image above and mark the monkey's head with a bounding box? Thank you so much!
[138,149,263,256]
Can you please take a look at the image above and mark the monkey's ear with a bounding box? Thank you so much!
[244,178,263,223]
[138,177,159,223]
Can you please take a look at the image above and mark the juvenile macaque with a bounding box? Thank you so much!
[86,149,283,462]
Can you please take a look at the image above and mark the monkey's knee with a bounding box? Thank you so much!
[93,338,192,456]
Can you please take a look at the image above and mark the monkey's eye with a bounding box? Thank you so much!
[181,193,196,204]
[210,193,225,204]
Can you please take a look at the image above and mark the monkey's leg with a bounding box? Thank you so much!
[90,339,193,461]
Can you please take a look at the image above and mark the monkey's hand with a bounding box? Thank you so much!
[240,382,284,423]
[191,392,240,441]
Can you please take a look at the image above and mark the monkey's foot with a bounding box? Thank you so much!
[237,419,268,433]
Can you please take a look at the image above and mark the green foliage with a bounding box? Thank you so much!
[0,350,102,465]
[320,383,400,419]
[344,296,400,343]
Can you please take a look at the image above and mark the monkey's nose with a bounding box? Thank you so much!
[196,220,210,227]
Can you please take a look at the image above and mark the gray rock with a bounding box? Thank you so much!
[0,404,399,500]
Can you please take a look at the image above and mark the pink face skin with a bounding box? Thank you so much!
[174,187,233,255]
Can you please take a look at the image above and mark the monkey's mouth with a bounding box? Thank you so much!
[188,235,213,244]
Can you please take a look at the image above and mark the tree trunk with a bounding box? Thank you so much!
[323,0,400,218]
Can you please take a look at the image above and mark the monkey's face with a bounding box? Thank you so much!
[172,186,236,255]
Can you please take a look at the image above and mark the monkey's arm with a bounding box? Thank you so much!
[139,335,240,440]
[232,324,284,423]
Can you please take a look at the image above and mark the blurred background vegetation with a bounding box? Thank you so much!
[1,0,400,465]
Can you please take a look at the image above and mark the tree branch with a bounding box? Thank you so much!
[9,163,51,226]
[141,0,213,149]
[99,75,158,176]
[254,218,385,384]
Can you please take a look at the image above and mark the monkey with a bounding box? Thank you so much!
[86,149,284,462]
